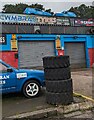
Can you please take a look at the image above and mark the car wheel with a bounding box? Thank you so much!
[22,80,41,98]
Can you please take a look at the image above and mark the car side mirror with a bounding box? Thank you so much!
[7,68,13,72]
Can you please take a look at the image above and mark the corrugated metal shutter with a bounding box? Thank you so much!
[18,41,55,68]
[64,42,86,68]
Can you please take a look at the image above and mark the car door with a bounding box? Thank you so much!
[0,62,17,93]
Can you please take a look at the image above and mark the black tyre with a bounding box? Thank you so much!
[44,67,71,80]
[22,80,41,98]
[43,56,70,69]
[46,79,73,93]
[46,92,73,105]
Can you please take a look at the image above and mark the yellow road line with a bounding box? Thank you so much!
[73,92,94,103]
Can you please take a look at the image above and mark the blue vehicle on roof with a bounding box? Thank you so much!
[23,8,52,16]
[55,11,77,17]
[0,60,45,98]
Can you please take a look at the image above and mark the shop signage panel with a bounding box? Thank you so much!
[0,34,6,44]
[0,13,38,24]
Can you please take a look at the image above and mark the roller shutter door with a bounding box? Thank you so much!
[18,41,55,68]
[64,42,86,68]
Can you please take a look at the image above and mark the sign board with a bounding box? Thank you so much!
[56,38,61,49]
[11,35,18,51]
[0,34,6,44]
[11,39,18,51]
[0,13,94,26]
[74,18,94,26]
[0,13,38,24]
[58,50,64,56]
[56,17,70,25]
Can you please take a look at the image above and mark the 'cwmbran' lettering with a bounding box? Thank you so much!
[0,75,9,80]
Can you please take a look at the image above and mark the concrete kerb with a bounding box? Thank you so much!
[6,108,57,120]
[6,100,94,120]
[57,101,94,114]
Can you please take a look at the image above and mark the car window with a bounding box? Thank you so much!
[35,8,41,11]
[0,63,8,73]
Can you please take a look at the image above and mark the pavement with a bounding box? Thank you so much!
[2,68,94,120]
[72,68,92,97]
[6,100,94,119]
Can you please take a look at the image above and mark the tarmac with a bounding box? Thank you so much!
[2,68,94,120]
[6,100,94,119]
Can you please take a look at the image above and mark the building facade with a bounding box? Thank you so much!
[0,13,94,68]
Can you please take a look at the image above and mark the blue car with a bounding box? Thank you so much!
[0,60,45,98]
[23,8,52,16]
[55,11,77,17]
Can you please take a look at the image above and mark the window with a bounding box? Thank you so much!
[0,63,8,73]
[39,19,42,22]
[44,19,45,22]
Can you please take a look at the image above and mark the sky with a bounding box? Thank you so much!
[0,0,93,12]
